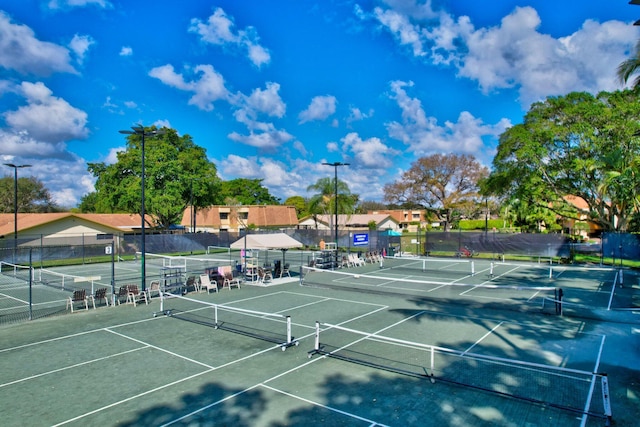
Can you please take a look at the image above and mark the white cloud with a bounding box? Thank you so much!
[0,11,77,76]
[341,132,398,168]
[373,6,426,57]
[228,127,294,150]
[244,82,286,118]
[68,34,94,64]
[298,95,337,123]
[104,146,125,164]
[386,80,510,158]
[48,0,112,9]
[189,7,271,67]
[0,129,66,158]
[119,46,133,56]
[4,81,89,144]
[370,3,638,107]
[327,141,339,152]
[149,64,229,111]
[346,106,374,125]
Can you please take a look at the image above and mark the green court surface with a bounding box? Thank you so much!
[1,258,639,426]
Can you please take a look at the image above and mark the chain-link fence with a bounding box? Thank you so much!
[2,229,638,325]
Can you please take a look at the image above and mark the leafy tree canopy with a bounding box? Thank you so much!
[86,127,222,228]
[383,153,488,230]
[356,200,388,213]
[284,195,309,218]
[0,175,60,213]
[307,177,355,216]
[484,90,640,232]
[220,178,280,205]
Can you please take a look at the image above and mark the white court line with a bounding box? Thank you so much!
[52,334,295,426]
[463,321,504,355]
[50,292,389,425]
[159,305,397,427]
[261,383,389,427]
[0,291,28,305]
[105,329,216,369]
[0,346,147,388]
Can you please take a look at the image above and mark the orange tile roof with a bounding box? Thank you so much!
[0,213,148,236]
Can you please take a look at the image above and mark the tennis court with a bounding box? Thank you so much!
[1,255,638,426]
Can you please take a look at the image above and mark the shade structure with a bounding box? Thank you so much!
[230,233,303,250]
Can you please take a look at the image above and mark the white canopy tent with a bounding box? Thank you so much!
[230,233,303,275]
[230,233,303,250]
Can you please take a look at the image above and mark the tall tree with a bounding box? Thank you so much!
[220,178,280,205]
[0,176,59,213]
[307,177,355,228]
[383,153,488,231]
[87,127,222,228]
[617,40,640,91]
[284,195,309,218]
[484,90,640,232]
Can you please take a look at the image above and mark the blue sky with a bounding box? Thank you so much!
[1,0,639,208]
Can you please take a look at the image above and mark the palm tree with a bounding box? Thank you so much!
[307,177,354,228]
[617,40,640,91]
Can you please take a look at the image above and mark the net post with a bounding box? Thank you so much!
[214,304,219,327]
[619,269,624,287]
[314,321,320,351]
[489,262,494,278]
[601,373,612,423]
[430,346,435,376]
[549,266,553,279]
[286,315,292,345]
[471,261,475,276]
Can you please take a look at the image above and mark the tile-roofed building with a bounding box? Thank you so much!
[298,214,399,231]
[183,205,299,232]
[0,212,146,239]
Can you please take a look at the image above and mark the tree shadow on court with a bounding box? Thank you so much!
[268,368,581,427]
[118,382,267,426]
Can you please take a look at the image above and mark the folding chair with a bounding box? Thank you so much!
[126,285,148,307]
[116,286,129,305]
[66,289,89,313]
[200,274,218,293]
[221,266,241,290]
[280,263,291,278]
[89,287,109,308]
[147,280,161,300]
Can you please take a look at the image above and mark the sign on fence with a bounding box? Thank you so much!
[353,233,369,246]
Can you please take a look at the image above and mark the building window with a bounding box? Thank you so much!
[238,212,248,220]
[220,212,229,220]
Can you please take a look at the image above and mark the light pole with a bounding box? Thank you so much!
[119,125,165,291]
[4,163,32,261]
[322,162,350,260]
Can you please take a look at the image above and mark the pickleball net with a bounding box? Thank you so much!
[308,322,612,422]
[300,265,559,313]
[383,256,475,278]
[156,292,298,350]
[0,261,35,282]
[37,267,107,295]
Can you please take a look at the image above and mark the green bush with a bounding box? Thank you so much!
[458,219,504,230]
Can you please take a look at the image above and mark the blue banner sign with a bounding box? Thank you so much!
[353,233,369,246]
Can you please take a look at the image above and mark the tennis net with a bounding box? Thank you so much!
[308,322,611,421]
[0,261,34,282]
[157,293,298,350]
